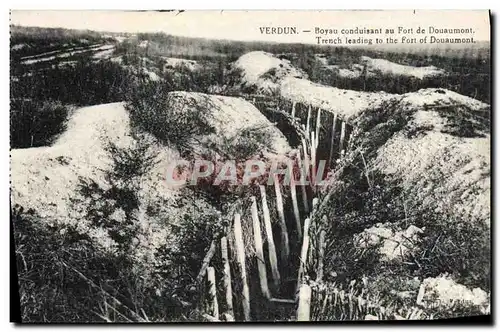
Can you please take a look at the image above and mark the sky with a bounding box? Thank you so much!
[10,10,490,44]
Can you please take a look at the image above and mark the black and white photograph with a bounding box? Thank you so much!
[9,9,491,323]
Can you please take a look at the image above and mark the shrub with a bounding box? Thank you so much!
[74,137,157,254]
[279,46,490,103]
[279,51,323,81]
[10,99,69,148]
[11,57,136,106]
[163,63,215,93]
[218,124,276,160]
[434,105,490,138]
[260,68,278,81]
[125,81,216,154]
[160,59,242,95]
[13,205,147,322]
[71,135,224,319]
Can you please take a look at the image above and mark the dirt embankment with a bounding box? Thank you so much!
[328,88,490,314]
[360,56,446,79]
[11,93,291,261]
[370,89,490,226]
[233,51,453,121]
[233,51,490,228]
[234,50,490,313]
[315,54,446,80]
[232,51,307,94]
[11,103,179,256]
[164,91,291,156]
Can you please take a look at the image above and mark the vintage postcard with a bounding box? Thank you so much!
[9,10,491,323]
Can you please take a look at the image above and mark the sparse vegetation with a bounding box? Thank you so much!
[125,81,216,155]
[312,99,490,318]
[11,57,136,106]
[219,125,277,160]
[10,25,114,59]
[280,49,490,103]
[11,24,490,322]
[13,132,226,322]
[13,204,182,323]
[10,99,70,148]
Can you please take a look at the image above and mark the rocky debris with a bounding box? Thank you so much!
[162,57,199,71]
[417,274,490,314]
[354,223,424,261]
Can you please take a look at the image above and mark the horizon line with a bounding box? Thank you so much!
[11,24,491,49]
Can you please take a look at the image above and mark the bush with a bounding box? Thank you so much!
[13,205,152,322]
[11,57,136,106]
[12,202,198,323]
[74,137,157,253]
[125,81,216,154]
[10,99,69,148]
[218,124,276,160]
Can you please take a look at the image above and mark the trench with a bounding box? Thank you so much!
[254,98,354,321]
[199,95,355,321]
